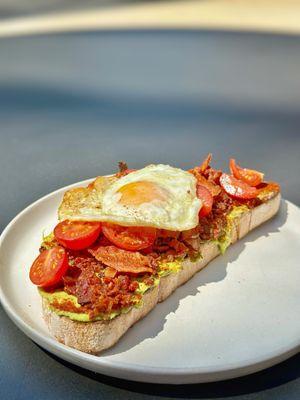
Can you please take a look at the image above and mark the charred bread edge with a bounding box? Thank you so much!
[42,193,281,354]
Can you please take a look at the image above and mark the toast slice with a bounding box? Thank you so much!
[42,193,281,354]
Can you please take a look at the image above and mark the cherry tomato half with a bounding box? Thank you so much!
[229,159,264,187]
[102,223,157,251]
[54,220,102,250]
[29,246,68,287]
[220,173,259,200]
[196,184,213,217]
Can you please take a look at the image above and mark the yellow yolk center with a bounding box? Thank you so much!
[118,181,167,206]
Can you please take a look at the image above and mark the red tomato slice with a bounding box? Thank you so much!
[199,153,212,172]
[29,246,68,287]
[229,159,264,187]
[220,173,259,200]
[54,220,102,250]
[196,184,213,217]
[102,223,157,251]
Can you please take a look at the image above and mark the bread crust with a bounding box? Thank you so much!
[42,194,281,354]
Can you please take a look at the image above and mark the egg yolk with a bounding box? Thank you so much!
[118,181,167,206]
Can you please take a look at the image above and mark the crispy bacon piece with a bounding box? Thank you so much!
[199,153,212,172]
[180,228,201,252]
[118,161,129,173]
[115,161,136,178]
[116,161,129,177]
[89,245,155,275]
[203,167,223,186]
[153,236,188,257]
[167,239,188,255]
[189,168,221,197]
[156,229,180,239]
[104,266,118,278]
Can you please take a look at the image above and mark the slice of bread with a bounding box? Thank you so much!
[42,194,281,354]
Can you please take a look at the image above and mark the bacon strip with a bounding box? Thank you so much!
[89,245,155,275]
[153,238,188,255]
[189,168,221,197]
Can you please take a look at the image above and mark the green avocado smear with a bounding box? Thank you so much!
[40,259,185,322]
[157,259,183,277]
[40,272,162,322]
[214,205,249,254]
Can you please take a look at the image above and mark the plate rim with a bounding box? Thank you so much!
[0,179,299,384]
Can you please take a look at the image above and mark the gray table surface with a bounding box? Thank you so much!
[0,30,299,399]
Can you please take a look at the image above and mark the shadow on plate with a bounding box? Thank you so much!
[39,348,300,398]
[103,198,288,356]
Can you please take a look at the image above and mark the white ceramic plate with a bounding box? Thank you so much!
[0,179,299,384]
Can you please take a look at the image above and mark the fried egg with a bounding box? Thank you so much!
[59,164,201,231]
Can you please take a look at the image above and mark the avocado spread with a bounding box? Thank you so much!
[215,205,249,254]
[157,259,182,277]
[39,274,161,322]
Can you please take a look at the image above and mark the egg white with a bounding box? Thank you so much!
[59,164,201,231]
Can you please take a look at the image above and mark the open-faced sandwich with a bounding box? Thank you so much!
[29,155,281,354]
